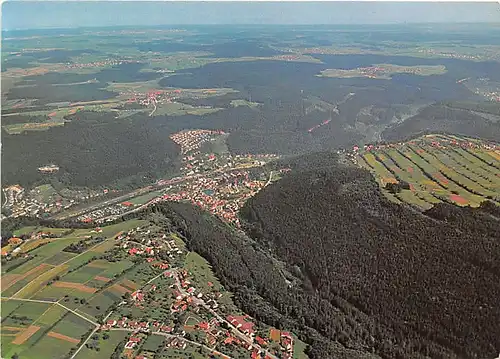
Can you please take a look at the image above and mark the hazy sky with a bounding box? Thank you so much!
[2,1,500,30]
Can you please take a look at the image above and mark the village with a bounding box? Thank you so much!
[1,183,109,219]
[74,130,283,226]
[0,211,305,359]
[89,224,301,359]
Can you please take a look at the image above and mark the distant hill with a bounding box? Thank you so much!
[383,103,500,143]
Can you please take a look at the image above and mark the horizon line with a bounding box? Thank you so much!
[4,21,500,32]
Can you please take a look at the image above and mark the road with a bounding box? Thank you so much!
[170,269,278,359]
[109,328,233,359]
[265,170,274,187]
[52,162,269,222]
[1,297,98,327]
[70,326,99,359]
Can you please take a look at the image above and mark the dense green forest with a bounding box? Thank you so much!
[1,111,181,188]
[383,103,500,142]
[240,158,500,359]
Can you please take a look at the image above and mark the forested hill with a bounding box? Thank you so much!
[240,161,500,359]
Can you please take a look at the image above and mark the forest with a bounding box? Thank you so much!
[240,158,500,359]
[1,111,181,188]
[383,103,500,142]
[135,154,498,359]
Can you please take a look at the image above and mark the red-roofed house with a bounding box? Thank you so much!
[129,336,141,343]
[131,291,144,302]
[227,315,255,335]
[198,322,209,331]
[255,336,267,346]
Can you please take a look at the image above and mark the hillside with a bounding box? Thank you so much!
[239,161,500,359]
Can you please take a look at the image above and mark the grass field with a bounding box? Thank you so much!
[128,191,162,205]
[74,331,128,359]
[293,336,310,359]
[2,219,137,299]
[0,300,80,359]
[185,252,224,293]
[358,134,500,209]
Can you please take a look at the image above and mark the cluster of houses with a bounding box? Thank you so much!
[78,202,132,223]
[117,227,183,260]
[2,230,61,257]
[161,169,268,227]
[64,58,138,70]
[102,317,173,334]
[170,129,226,155]
[4,184,95,219]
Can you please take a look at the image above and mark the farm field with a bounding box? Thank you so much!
[357,134,500,209]
[2,215,309,359]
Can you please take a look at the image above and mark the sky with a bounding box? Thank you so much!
[2,1,500,30]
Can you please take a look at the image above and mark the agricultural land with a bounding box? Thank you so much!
[1,218,307,359]
[353,134,500,209]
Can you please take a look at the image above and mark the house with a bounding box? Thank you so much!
[197,322,210,331]
[128,248,139,255]
[8,237,22,245]
[107,319,117,327]
[131,290,144,302]
[206,334,217,347]
[124,341,136,349]
[227,315,255,336]
[160,325,173,333]
[269,328,280,342]
[129,336,141,343]
[255,336,267,346]
[281,332,293,351]
[187,287,196,294]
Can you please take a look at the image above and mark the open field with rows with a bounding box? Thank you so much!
[357,134,500,209]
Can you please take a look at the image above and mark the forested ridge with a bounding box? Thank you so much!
[240,159,500,359]
[1,111,181,188]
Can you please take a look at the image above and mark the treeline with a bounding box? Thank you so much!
[1,216,93,240]
[136,201,378,359]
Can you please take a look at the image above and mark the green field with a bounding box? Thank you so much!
[74,331,128,359]
[358,134,500,209]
